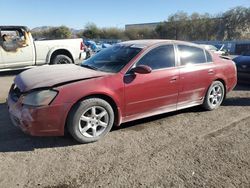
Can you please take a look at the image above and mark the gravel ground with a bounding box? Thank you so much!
[0,71,250,188]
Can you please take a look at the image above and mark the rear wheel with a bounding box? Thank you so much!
[51,54,73,64]
[68,98,114,143]
[203,81,225,110]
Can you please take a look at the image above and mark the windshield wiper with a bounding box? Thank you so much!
[81,64,98,70]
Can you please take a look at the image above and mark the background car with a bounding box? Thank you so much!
[84,40,112,59]
[199,44,229,56]
[7,40,237,143]
[233,52,250,83]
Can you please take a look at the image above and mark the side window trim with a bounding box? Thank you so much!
[174,43,181,67]
[204,50,213,63]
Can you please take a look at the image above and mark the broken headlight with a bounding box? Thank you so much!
[22,90,58,107]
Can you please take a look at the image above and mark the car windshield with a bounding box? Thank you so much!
[81,44,142,73]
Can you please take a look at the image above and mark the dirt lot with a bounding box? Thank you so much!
[0,71,250,188]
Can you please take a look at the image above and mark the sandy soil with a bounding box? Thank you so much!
[0,71,250,188]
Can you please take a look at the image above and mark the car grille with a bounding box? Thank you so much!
[10,84,22,102]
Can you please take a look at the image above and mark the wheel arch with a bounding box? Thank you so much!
[203,77,227,104]
[214,78,227,100]
[65,93,122,133]
[48,49,74,64]
[202,78,227,110]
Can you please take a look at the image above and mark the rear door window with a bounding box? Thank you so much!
[178,45,207,65]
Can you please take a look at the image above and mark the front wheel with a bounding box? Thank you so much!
[67,98,114,143]
[203,81,225,111]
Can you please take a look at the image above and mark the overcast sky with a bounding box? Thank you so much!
[1,0,249,29]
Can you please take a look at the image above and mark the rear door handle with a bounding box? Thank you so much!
[170,76,178,83]
[208,69,214,74]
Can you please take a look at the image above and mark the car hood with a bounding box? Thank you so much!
[15,64,111,92]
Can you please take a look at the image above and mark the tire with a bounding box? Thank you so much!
[51,54,73,64]
[67,98,114,143]
[85,51,91,59]
[202,81,225,111]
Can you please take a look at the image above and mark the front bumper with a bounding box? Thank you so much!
[7,94,71,136]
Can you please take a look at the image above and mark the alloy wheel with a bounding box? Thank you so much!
[78,106,109,138]
[208,84,224,107]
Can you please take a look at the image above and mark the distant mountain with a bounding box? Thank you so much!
[71,28,83,35]
[31,26,53,32]
[31,26,83,35]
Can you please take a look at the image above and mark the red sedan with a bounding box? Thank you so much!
[7,40,237,143]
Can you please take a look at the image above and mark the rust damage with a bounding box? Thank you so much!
[0,29,30,52]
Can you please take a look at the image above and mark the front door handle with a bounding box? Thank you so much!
[208,69,214,74]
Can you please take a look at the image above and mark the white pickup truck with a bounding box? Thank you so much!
[0,26,86,71]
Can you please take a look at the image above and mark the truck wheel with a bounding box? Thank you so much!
[51,55,73,64]
[67,98,114,144]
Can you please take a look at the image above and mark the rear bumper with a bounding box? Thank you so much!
[237,72,250,83]
[226,75,237,93]
[75,52,86,64]
[7,95,72,136]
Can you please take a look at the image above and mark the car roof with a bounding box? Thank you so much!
[199,44,214,47]
[120,39,202,48]
[0,26,29,31]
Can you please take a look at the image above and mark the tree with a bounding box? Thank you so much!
[32,26,72,39]
[81,23,100,39]
[99,27,125,39]
[155,22,168,39]
[31,6,250,41]
[50,26,72,39]
[125,28,156,40]
[154,8,250,41]
[222,6,250,40]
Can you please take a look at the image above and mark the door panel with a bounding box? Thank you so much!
[124,44,179,120]
[124,68,179,117]
[177,45,216,109]
[177,63,215,108]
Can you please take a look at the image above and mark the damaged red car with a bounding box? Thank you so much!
[7,40,237,143]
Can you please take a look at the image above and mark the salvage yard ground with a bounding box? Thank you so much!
[0,70,250,188]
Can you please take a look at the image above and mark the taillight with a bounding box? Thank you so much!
[80,42,84,50]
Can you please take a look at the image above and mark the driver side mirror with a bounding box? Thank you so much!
[130,65,152,74]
